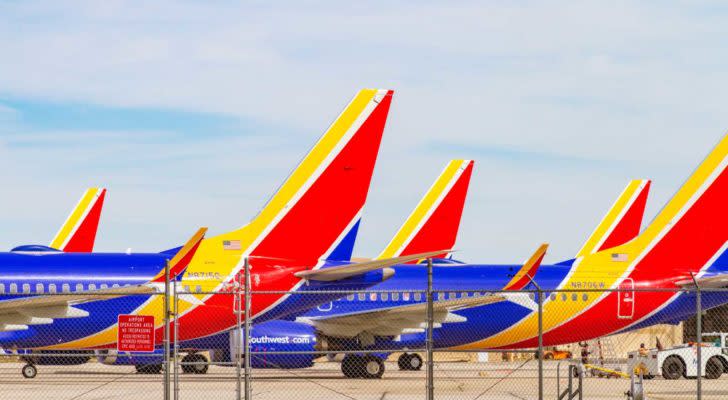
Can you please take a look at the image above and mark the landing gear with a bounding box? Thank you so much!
[362,356,385,379]
[21,363,37,379]
[181,353,209,374]
[135,363,163,374]
[342,354,361,378]
[397,353,423,371]
[341,354,385,379]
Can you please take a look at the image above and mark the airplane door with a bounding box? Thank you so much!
[617,278,635,319]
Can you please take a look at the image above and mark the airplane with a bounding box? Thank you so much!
[0,89,431,378]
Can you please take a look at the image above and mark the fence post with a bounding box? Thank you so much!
[691,273,702,400]
[173,275,180,400]
[525,274,543,400]
[163,260,171,400]
[244,257,252,400]
[537,288,544,400]
[426,258,434,400]
[235,269,242,400]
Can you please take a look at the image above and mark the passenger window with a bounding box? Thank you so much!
[0,283,4,294]
[35,283,44,293]
[369,293,377,301]
[403,292,410,301]
[582,294,588,302]
[358,293,366,301]
[347,294,355,301]
[49,284,57,294]
[112,284,120,289]
[381,292,389,301]
[571,293,578,302]
[195,285,201,293]
[450,292,457,299]
[62,284,70,293]
[100,284,108,290]
[414,292,422,301]
[9,283,17,294]
[88,283,97,291]
[392,292,400,301]
[76,283,84,292]
[23,284,30,293]
[561,293,567,301]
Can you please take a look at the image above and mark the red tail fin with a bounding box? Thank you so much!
[50,188,106,252]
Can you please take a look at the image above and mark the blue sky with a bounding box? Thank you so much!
[0,1,726,262]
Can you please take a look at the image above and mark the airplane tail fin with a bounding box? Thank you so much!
[620,134,728,278]
[203,89,393,272]
[575,179,651,258]
[377,160,474,262]
[50,188,106,252]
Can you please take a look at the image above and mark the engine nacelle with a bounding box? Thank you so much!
[96,349,165,366]
[210,320,318,369]
[19,350,93,365]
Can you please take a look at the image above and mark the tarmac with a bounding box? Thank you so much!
[0,360,726,399]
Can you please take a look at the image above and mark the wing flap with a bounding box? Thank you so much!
[294,250,449,281]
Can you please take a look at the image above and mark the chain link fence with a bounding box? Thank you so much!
[1,265,728,399]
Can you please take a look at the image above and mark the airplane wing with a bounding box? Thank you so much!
[297,293,504,341]
[50,188,107,252]
[0,227,207,332]
[295,250,449,282]
[676,274,728,289]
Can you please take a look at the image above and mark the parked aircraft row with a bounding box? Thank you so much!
[1,89,726,380]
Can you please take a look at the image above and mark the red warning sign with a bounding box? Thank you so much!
[117,315,155,352]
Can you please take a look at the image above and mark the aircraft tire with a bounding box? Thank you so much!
[182,353,209,374]
[661,356,684,380]
[362,356,385,379]
[22,363,37,379]
[342,355,363,378]
[136,363,163,374]
[398,353,422,371]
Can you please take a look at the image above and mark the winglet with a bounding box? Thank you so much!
[503,244,548,291]
[378,160,474,261]
[576,179,651,257]
[50,188,107,252]
[152,228,208,283]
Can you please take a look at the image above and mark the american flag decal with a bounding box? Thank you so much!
[611,253,629,262]
[223,240,241,250]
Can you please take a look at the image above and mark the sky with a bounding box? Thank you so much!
[0,1,726,263]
